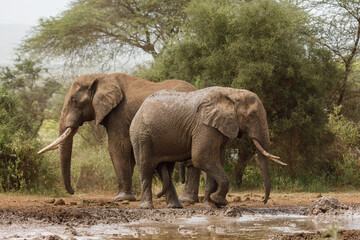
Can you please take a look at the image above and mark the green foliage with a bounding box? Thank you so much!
[0,88,59,193]
[325,106,360,188]
[21,0,190,66]
[138,0,236,85]
[228,0,339,179]
[0,57,60,137]
[0,58,61,194]
[139,0,340,183]
[306,0,360,107]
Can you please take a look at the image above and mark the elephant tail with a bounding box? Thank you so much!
[156,163,170,198]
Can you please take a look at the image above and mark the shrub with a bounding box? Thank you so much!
[325,106,360,188]
[0,88,59,194]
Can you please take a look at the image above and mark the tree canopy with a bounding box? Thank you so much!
[21,0,190,66]
[138,0,341,178]
[0,57,60,137]
[306,0,360,110]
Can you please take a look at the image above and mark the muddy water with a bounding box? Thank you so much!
[2,212,360,239]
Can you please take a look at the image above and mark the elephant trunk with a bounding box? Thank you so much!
[59,116,77,195]
[248,118,273,204]
[258,147,271,204]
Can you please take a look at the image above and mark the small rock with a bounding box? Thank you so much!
[178,225,197,235]
[182,199,195,205]
[306,196,344,215]
[65,226,78,236]
[54,199,65,206]
[207,225,216,232]
[45,198,56,204]
[233,196,241,203]
[45,235,63,240]
[215,227,228,234]
[224,205,242,217]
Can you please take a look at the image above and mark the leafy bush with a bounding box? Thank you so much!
[0,88,59,193]
[138,0,340,185]
[325,106,360,188]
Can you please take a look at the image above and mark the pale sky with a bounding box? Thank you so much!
[0,0,72,25]
[0,0,73,65]
[0,0,151,71]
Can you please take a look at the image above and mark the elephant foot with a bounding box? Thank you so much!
[179,193,199,204]
[114,191,137,202]
[202,200,218,209]
[167,201,183,209]
[210,193,228,207]
[139,201,154,209]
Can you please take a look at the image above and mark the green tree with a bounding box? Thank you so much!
[0,57,60,137]
[0,58,61,192]
[139,0,340,180]
[306,0,360,109]
[21,0,190,66]
[0,88,58,192]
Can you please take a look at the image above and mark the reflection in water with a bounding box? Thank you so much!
[1,213,360,239]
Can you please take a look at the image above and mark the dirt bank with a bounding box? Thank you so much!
[0,191,359,239]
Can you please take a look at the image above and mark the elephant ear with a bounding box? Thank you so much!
[91,75,123,125]
[198,90,239,139]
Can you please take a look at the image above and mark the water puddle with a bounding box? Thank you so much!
[2,213,360,239]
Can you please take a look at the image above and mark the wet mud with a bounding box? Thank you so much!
[0,194,359,239]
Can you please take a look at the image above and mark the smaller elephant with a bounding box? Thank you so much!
[130,87,286,209]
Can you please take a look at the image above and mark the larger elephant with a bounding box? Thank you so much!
[130,87,286,209]
[38,73,196,201]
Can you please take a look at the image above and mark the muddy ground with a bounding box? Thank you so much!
[1,191,360,239]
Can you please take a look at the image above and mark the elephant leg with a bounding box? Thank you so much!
[195,146,229,207]
[109,138,136,202]
[208,145,230,206]
[202,174,218,208]
[134,151,156,209]
[179,163,200,203]
[207,166,229,206]
[139,165,155,209]
[164,163,183,208]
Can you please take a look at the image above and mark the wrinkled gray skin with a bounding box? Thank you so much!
[178,137,254,203]
[56,73,196,201]
[130,87,275,209]
[178,161,201,203]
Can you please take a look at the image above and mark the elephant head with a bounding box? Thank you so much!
[198,88,286,204]
[38,74,123,194]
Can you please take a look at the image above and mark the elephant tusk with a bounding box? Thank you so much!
[37,128,73,154]
[252,139,287,166]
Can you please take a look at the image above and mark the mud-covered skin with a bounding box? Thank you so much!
[130,87,275,208]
